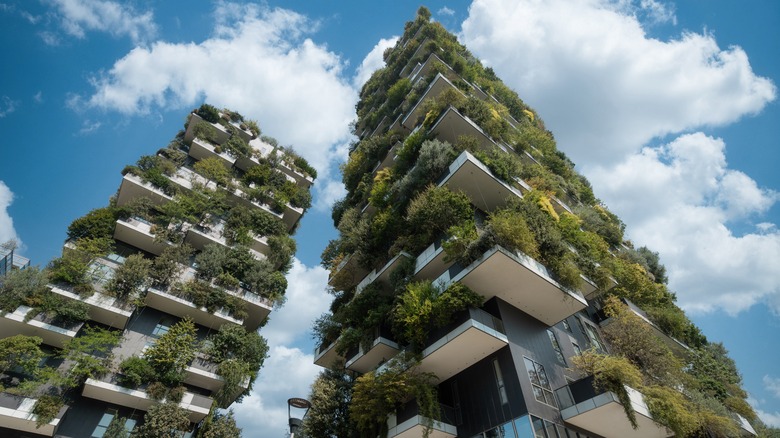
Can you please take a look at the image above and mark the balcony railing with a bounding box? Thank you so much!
[113,217,171,256]
[184,112,230,145]
[355,252,412,295]
[388,400,458,438]
[83,377,211,423]
[402,73,464,131]
[600,298,691,357]
[49,284,132,329]
[0,392,67,437]
[0,305,83,348]
[437,150,524,213]
[144,287,243,330]
[345,326,401,374]
[116,173,173,207]
[313,340,345,369]
[417,307,508,381]
[555,376,672,438]
[437,245,588,326]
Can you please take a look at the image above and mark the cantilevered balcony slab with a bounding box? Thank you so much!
[408,53,458,84]
[356,252,413,295]
[345,336,401,374]
[116,173,172,207]
[0,393,67,437]
[430,106,503,153]
[447,246,588,326]
[417,308,508,382]
[327,254,370,291]
[49,285,132,329]
[313,341,345,369]
[224,287,272,330]
[388,415,457,438]
[438,151,523,213]
[402,73,463,131]
[189,138,236,170]
[144,287,242,330]
[556,378,672,438]
[114,218,171,256]
[414,240,451,281]
[184,113,230,145]
[0,306,83,348]
[372,141,402,175]
[83,378,211,423]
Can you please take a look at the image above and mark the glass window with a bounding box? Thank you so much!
[531,416,547,438]
[584,323,606,353]
[514,416,535,438]
[485,421,516,438]
[493,359,509,405]
[547,330,565,364]
[152,317,174,337]
[91,410,117,437]
[562,319,571,332]
[571,341,581,356]
[524,357,556,408]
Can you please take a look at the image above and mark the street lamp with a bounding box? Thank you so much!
[287,397,311,438]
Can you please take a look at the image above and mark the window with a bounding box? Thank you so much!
[530,416,566,438]
[583,323,606,353]
[493,359,509,405]
[562,319,571,332]
[88,260,115,285]
[152,317,174,338]
[571,339,582,356]
[547,330,565,364]
[92,410,136,437]
[524,357,556,407]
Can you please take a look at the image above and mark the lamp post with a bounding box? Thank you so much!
[288,397,311,438]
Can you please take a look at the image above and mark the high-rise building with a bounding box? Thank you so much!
[311,8,757,438]
[0,105,314,437]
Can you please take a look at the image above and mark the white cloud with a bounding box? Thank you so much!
[78,3,356,187]
[0,96,18,117]
[749,395,780,427]
[460,0,779,315]
[765,375,780,399]
[46,0,156,44]
[233,259,331,436]
[460,0,776,167]
[33,91,43,103]
[353,36,398,89]
[438,6,456,17]
[0,181,20,246]
[588,133,780,315]
[77,119,101,135]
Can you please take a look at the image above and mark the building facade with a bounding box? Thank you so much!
[312,9,756,438]
[0,105,314,437]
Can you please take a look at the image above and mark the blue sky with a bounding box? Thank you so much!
[0,0,777,434]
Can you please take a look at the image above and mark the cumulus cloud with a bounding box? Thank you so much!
[353,36,398,89]
[749,395,780,428]
[78,3,356,185]
[0,96,18,117]
[461,0,779,315]
[438,6,456,17]
[233,259,331,436]
[460,0,776,167]
[0,181,20,246]
[46,0,156,44]
[588,133,779,314]
[765,375,780,399]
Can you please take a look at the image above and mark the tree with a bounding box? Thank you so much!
[106,254,151,301]
[59,325,121,387]
[0,266,48,312]
[194,157,232,187]
[302,368,353,438]
[0,334,45,376]
[198,409,242,438]
[103,416,130,438]
[136,403,190,438]
[144,318,197,386]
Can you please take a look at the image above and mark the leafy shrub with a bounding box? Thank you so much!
[32,395,63,427]
[106,254,151,301]
[195,104,221,123]
[118,356,155,388]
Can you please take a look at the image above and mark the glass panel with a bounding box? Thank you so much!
[531,416,547,438]
[533,385,546,403]
[515,415,536,438]
[544,421,559,438]
[125,418,137,431]
[496,420,515,438]
[572,343,581,356]
[524,358,540,386]
[543,389,557,408]
[562,319,571,332]
[536,365,550,390]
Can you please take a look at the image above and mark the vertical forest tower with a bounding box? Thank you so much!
[312,8,757,438]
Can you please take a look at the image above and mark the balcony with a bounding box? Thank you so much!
[235,139,314,188]
[555,376,672,438]
[0,306,83,348]
[115,173,172,207]
[429,106,506,154]
[437,151,523,213]
[184,112,230,145]
[82,378,211,423]
[223,285,273,330]
[413,239,452,281]
[388,401,458,438]
[441,246,588,326]
[327,254,370,291]
[313,340,345,369]
[183,353,247,402]
[737,414,757,437]
[601,299,691,357]
[144,287,243,330]
[402,73,463,131]
[113,217,171,256]
[408,53,459,84]
[417,308,508,382]
[166,166,218,193]
[0,393,67,436]
[356,252,412,295]
[189,137,236,170]
[372,141,402,176]
[49,285,132,329]
[344,327,401,374]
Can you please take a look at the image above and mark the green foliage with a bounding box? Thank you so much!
[488,209,540,259]
[195,103,220,124]
[118,356,156,388]
[198,410,243,438]
[106,253,151,300]
[302,368,353,438]
[350,353,439,438]
[32,395,63,428]
[472,148,523,183]
[149,244,192,288]
[0,334,45,376]
[244,119,260,137]
[386,78,412,109]
[47,252,91,291]
[214,359,253,407]
[222,134,251,157]
[67,206,119,241]
[194,156,232,186]
[572,351,643,429]
[103,415,130,438]
[0,266,48,312]
[268,234,296,272]
[642,385,699,437]
[60,325,120,386]
[394,139,457,205]
[136,402,190,438]
[205,323,269,372]
[404,186,472,254]
[144,318,197,386]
